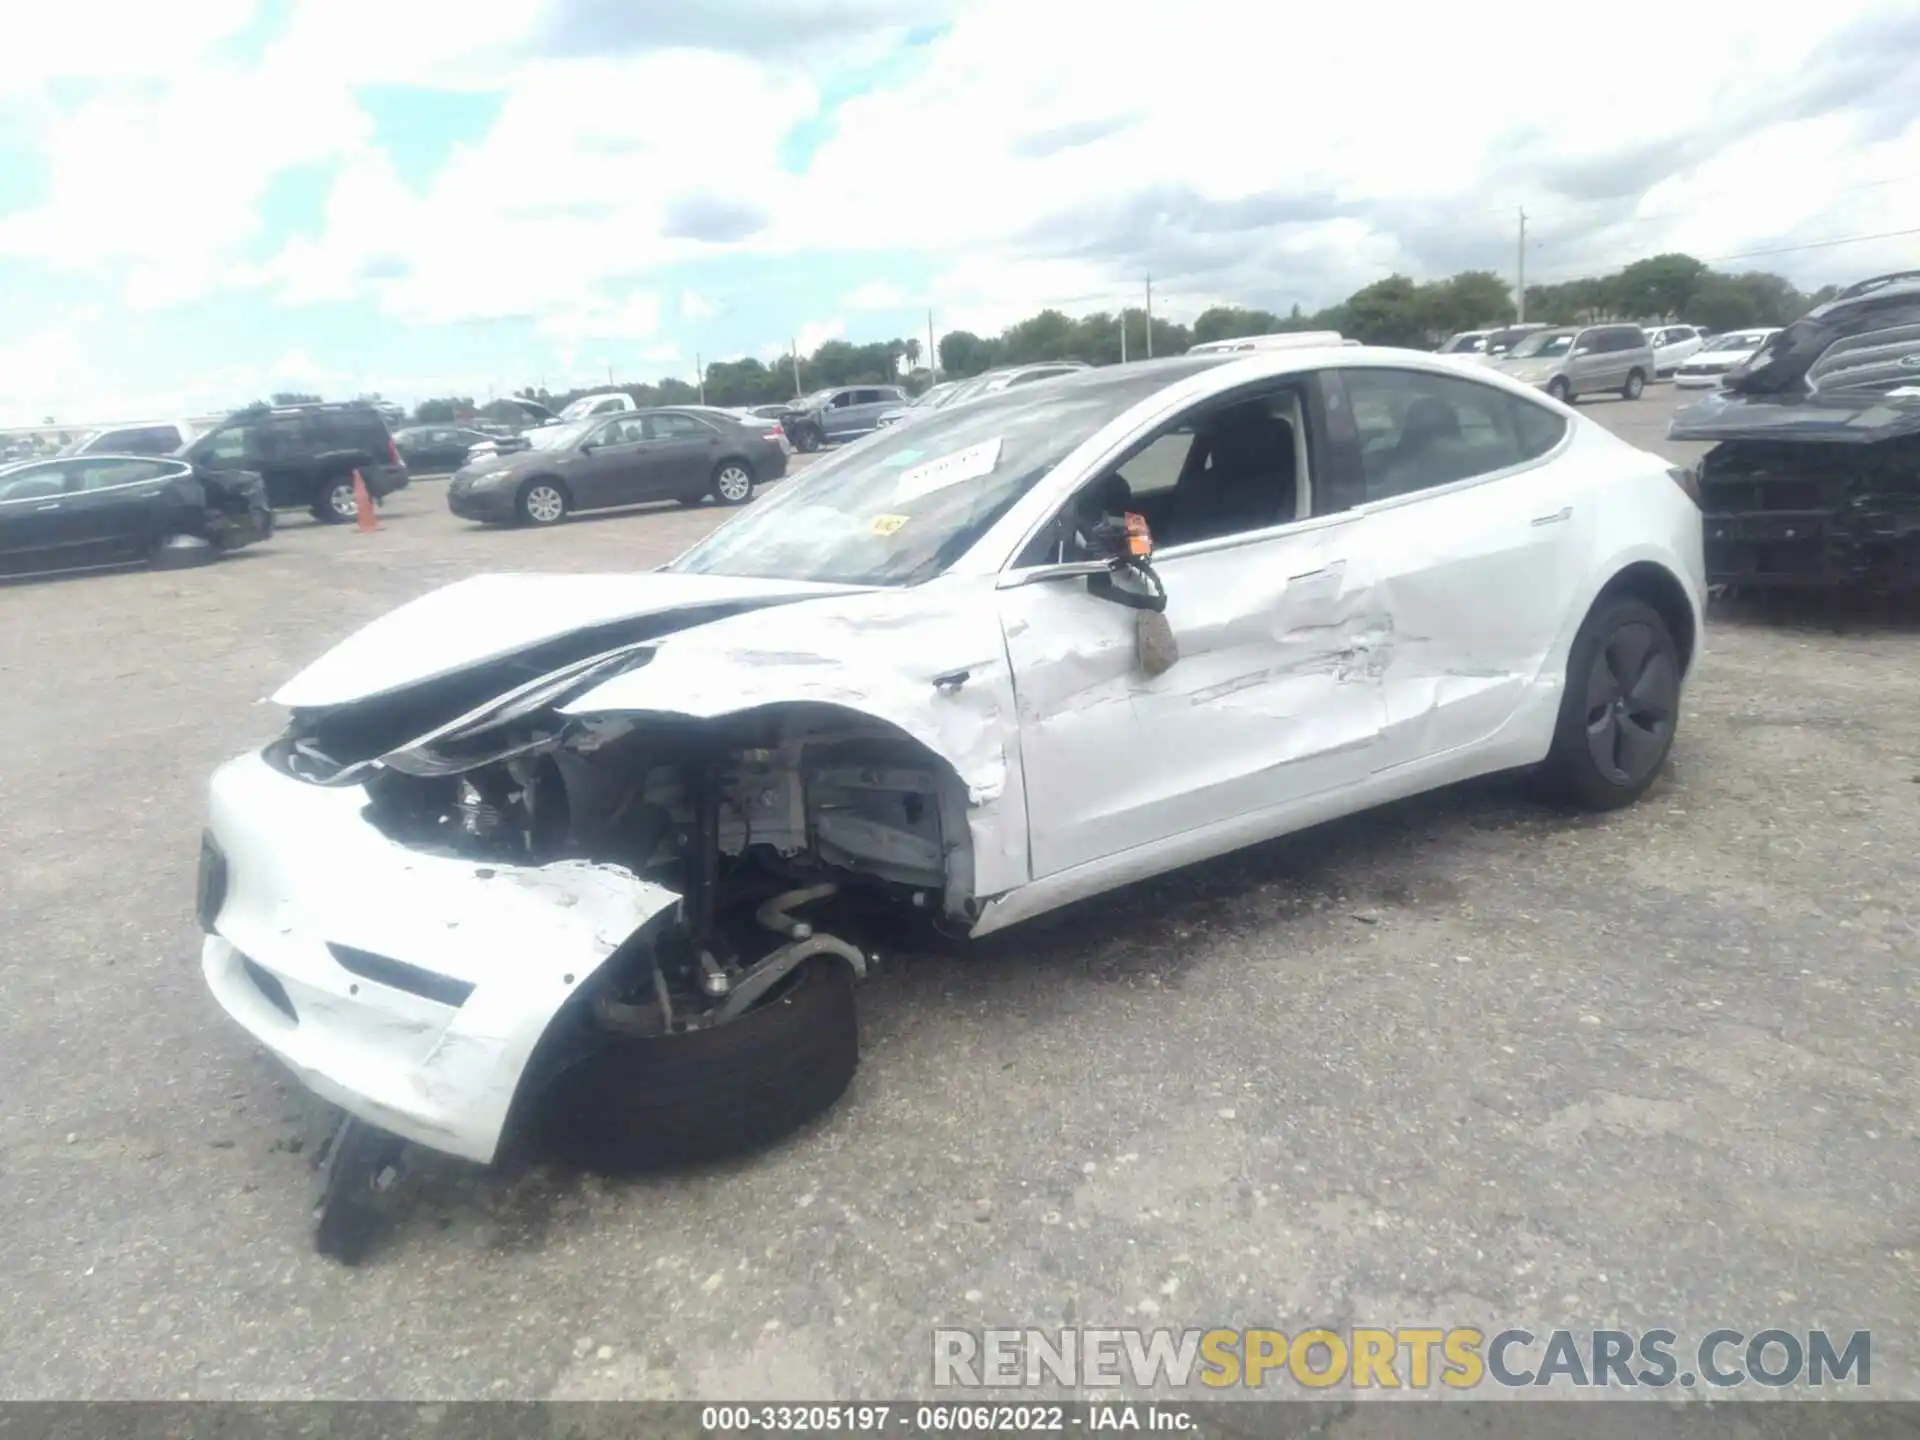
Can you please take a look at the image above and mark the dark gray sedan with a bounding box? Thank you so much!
[447,408,789,526]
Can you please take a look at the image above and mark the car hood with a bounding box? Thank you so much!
[1494,358,1558,380]
[1668,389,1920,446]
[273,571,874,709]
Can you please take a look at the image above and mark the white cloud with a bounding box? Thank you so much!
[795,318,846,353]
[4,0,1919,424]
[0,34,374,310]
[843,279,912,310]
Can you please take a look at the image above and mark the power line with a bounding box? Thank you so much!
[1491,170,1920,232]
[1696,225,1920,263]
[1524,222,1920,288]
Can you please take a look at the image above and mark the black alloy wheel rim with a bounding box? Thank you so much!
[1585,621,1677,785]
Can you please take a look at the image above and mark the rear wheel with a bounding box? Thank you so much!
[1541,596,1681,810]
[713,460,755,505]
[314,476,358,524]
[793,423,822,453]
[516,478,569,526]
[543,958,859,1172]
[1621,368,1646,400]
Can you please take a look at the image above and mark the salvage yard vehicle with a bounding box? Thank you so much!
[1670,270,1920,595]
[1643,324,1707,377]
[447,407,789,525]
[1491,323,1655,402]
[0,454,272,578]
[1672,327,1780,389]
[196,348,1703,1259]
[778,384,909,451]
[182,401,410,524]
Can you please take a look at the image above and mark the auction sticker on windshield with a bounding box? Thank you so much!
[892,437,1003,503]
[869,513,909,536]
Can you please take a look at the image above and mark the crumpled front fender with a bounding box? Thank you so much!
[559,582,1032,900]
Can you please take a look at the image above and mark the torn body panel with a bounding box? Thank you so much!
[201,750,681,1163]
[558,576,1030,905]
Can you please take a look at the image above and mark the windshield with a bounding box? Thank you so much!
[912,382,959,408]
[523,420,593,451]
[558,396,617,421]
[1507,331,1575,359]
[1441,334,1485,354]
[668,359,1225,587]
[56,430,101,456]
[1704,332,1769,353]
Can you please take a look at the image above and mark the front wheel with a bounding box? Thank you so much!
[792,423,822,453]
[1621,368,1646,400]
[712,460,755,505]
[1547,376,1572,404]
[314,476,359,524]
[542,958,859,1172]
[1541,596,1681,810]
[516,479,569,526]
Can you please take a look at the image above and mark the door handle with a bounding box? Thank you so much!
[1530,506,1572,527]
[35,502,61,511]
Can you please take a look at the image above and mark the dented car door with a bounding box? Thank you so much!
[1319,365,1593,771]
[996,397,1388,880]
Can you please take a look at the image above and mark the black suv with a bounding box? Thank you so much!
[181,402,411,523]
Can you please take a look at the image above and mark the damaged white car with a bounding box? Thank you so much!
[197,349,1705,1256]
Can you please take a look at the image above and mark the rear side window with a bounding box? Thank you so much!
[198,422,255,464]
[1339,367,1551,501]
[75,459,170,490]
[647,412,717,439]
[1508,394,1568,459]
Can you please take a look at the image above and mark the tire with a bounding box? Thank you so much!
[1621,368,1646,400]
[516,477,569,526]
[712,459,755,506]
[151,534,218,570]
[543,958,859,1173]
[314,476,358,524]
[1547,376,1572,404]
[793,423,822,454]
[1541,596,1681,811]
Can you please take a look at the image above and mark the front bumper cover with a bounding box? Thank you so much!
[200,750,681,1163]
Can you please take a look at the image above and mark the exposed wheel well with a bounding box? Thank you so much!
[712,454,755,479]
[1595,561,1696,674]
[518,473,570,501]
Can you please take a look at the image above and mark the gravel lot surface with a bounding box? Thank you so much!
[1,387,1915,1405]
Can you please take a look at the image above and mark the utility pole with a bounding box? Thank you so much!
[927,309,937,381]
[1120,307,1128,364]
[1516,208,1528,324]
[1145,276,1153,358]
[606,362,613,386]
[791,339,802,398]
[696,352,705,405]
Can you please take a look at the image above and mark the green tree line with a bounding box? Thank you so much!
[404,251,1844,424]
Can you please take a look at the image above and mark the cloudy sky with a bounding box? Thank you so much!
[3,0,1919,425]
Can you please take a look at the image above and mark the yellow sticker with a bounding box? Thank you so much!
[869,513,909,536]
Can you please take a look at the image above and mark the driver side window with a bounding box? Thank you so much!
[1018,386,1313,565]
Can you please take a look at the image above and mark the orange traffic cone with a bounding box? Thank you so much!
[352,469,378,532]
